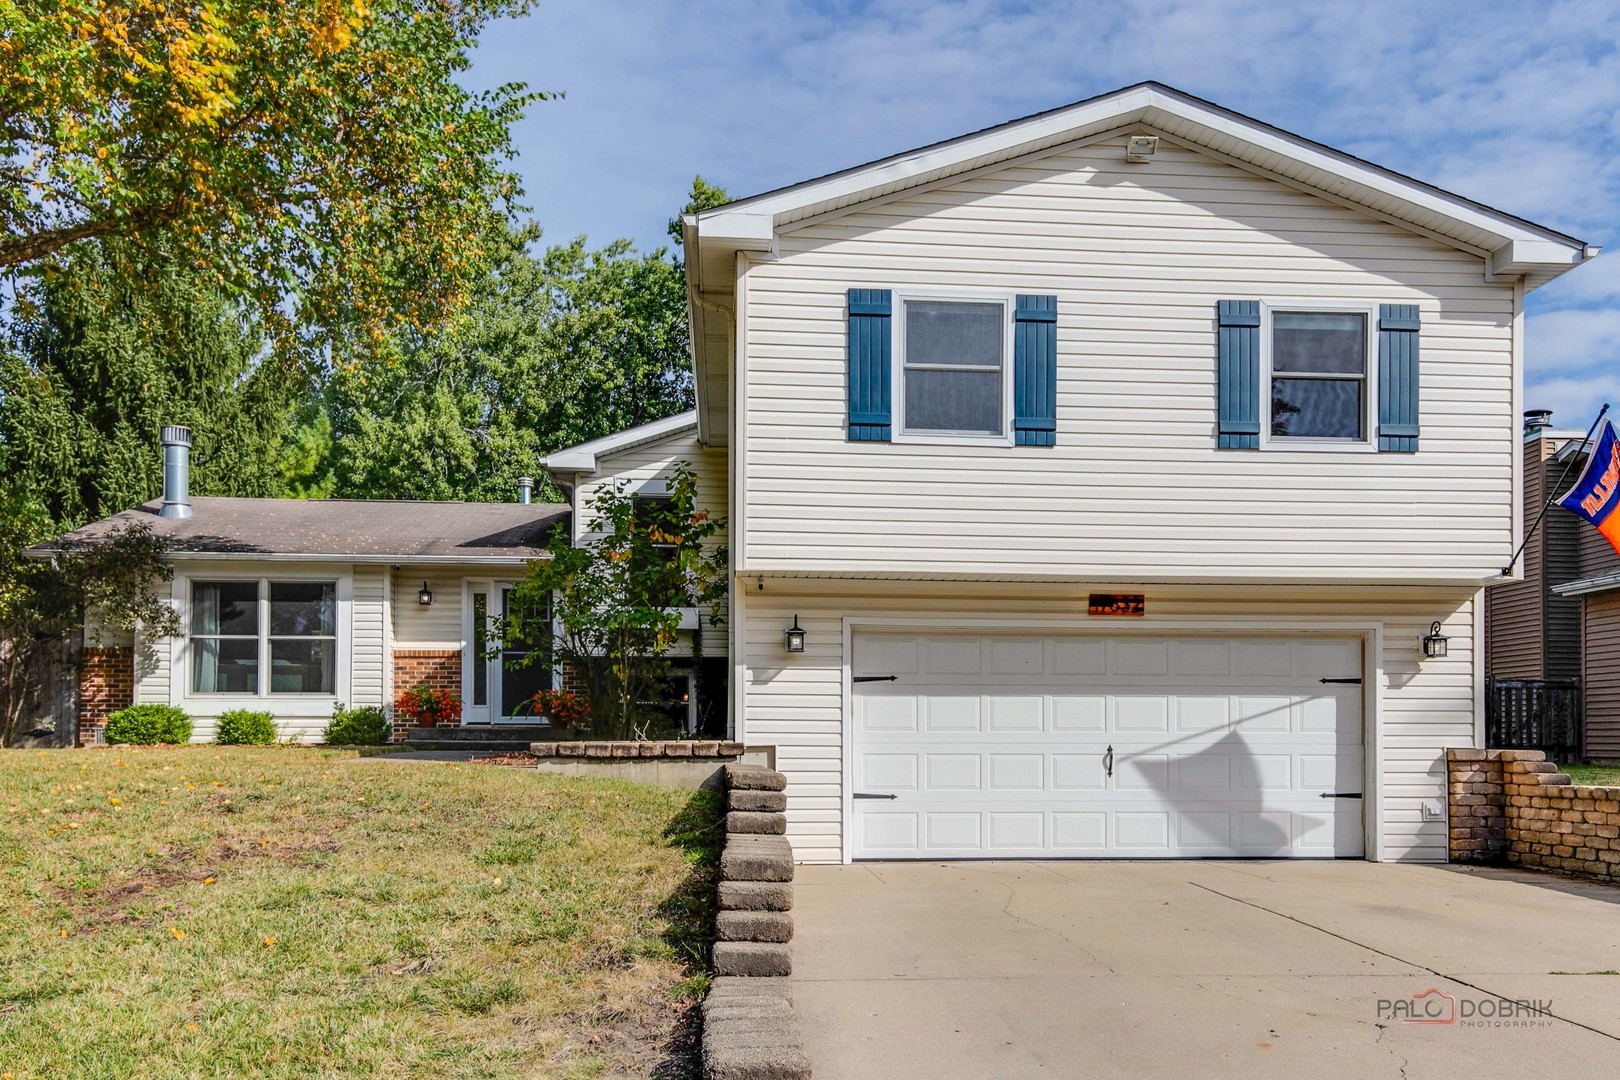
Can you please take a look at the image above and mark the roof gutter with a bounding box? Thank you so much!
[21,548,547,567]
[1552,572,1620,598]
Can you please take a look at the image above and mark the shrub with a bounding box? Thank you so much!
[104,704,192,745]
[324,703,389,746]
[215,709,278,745]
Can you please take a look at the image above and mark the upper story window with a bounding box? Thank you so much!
[1269,311,1371,442]
[191,579,336,695]
[896,297,1011,441]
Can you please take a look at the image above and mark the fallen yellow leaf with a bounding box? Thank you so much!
[169,927,185,940]
[263,936,276,947]
[203,876,215,884]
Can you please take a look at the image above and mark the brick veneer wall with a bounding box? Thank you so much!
[78,646,134,747]
[1447,748,1620,882]
[391,649,461,742]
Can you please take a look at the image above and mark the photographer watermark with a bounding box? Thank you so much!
[1376,989,1555,1028]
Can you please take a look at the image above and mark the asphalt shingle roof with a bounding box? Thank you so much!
[25,498,570,562]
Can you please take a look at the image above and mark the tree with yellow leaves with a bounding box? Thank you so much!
[0,0,548,357]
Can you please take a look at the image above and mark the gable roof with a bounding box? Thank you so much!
[540,410,698,476]
[682,82,1595,444]
[24,498,570,565]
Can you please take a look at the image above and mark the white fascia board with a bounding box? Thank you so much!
[1552,572,1620,597]
[539,411,700,477]
[162,552,545,566]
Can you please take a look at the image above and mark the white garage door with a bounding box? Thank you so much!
[851,632,1365,859]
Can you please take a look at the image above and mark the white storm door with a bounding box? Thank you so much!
[850,632,1365,860]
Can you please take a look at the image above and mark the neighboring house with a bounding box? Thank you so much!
[1493,410,1620,760]
[648,80,1593,865]
[27,428,574,744]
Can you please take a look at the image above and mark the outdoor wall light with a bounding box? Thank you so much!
[1422,621,1449,659]
[784,615,806,654]
[418,582,435,607]
[1125,134,1159,163]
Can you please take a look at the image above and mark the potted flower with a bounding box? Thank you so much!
[397,682,461,728]
[530,689,589,731]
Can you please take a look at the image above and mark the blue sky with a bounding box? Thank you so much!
[466,0,1620,428]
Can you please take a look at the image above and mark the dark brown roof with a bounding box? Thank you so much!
[25,498,570,562]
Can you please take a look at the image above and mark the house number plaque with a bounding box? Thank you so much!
[1088,594,1145,617]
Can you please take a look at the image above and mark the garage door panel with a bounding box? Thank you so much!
[986,695,1043,731]
[851,632,1366,860]
[1052,754,1107,790]
[924,636,981,675]
[1114,696,1171,731]
[1052,695,1107,731]
[860,753,918,791]
[925,754,981,791]
[860,636,920,677]
[922,695,980,732]
[1176,696,1231,733]
[1053,639,1107,674]
[1114,639,1170,675]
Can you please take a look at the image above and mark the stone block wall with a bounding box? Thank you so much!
[702,763,810,1080]
[390,649,461,741]
[78,646,134,746]
[1447,748,1620,883]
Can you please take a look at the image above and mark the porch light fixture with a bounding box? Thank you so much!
[784,615,806,654]
[1422,621,1449,659]
[418,582,434,607]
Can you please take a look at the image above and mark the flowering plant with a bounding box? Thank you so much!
[531,689,590,729]
[397,682,460,727]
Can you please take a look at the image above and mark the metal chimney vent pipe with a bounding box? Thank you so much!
[159,425,193,519]
[1524,409,1554,433]
[517,476,534,504]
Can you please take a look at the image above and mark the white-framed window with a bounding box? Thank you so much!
[892,291,1015,444]
[1261,303,1378,449]
[190,578,337,696]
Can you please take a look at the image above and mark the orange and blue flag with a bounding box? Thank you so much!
[1559,418,1620,558]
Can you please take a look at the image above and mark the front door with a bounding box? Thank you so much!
[463,583,554,723]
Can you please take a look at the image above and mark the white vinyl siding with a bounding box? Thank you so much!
[738,135,1517,580]
[351,566,387,708]
[573,430,731,657]
[740,583,1479,865]
[392,572,467,648]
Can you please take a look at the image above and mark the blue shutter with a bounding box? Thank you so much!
[1217,300,1261,449]
[847,289,892,441]
[1377,304,1420,452]
[1013,295,1058,447]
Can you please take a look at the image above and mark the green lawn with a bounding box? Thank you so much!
[0,747,720,1079]
[1560,763,1620,786]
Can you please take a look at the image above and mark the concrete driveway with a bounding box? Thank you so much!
[793,860,1620,1079]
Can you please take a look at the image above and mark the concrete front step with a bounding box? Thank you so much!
[403,725,559,752]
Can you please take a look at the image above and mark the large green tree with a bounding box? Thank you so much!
[310,178,730,501]
[0,0,545,358]
[0,240,299,530]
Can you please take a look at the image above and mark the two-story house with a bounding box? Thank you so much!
[553,82,1595,865]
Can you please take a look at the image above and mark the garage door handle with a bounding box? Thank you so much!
[853,792,897,800]
[1319,792,1363,799]
[853,675,898,683]
[1320,678,1362,684]
[1104,745,1114,778]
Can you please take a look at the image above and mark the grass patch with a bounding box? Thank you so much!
[1558,763,1620,786]
[0,746,721,1078]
